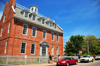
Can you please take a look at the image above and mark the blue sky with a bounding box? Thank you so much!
[0,0,100,46]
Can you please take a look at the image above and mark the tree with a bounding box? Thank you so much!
[64,35,84,55]
[86,35,100,54]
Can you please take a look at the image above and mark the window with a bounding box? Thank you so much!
[22,24,28,35]
[51,32,54,40]
[42,19,45,24]
[57,34,59,41]
[32,15,36,21]
[25,12,28,18]
[35,8,37,13]
[3,15,6,22]
[51,46,54,55]
[8,22,11,33]
[31,44,35,54]
[4,40,8,54]
[50,22,52,27]
[43,30,46,39]
[54,24,56,28]
[32,27,37,37]
[20,42,26,54]
[56,46,59,55]
[1,27,3,36]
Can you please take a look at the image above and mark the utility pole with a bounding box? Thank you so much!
[87,41,89,54]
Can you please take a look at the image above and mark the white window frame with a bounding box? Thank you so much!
[1,27,3,36]
[4,40,8,54]
[3,15,6,22]
[20,42,26,54]
[24,12,28,18]
[32,26,37,37]
[56,46,59,55]
[57,34,59,41]
[51,46,54,55]
[51,32,54,41]
[32,15,36,21]
[31,43,36,54]
[43,30,46,39]
[22,24,28,35]
[8,22,11,33]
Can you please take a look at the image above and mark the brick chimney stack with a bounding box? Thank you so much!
[46,17,50,20]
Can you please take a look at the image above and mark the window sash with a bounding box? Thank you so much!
[43,30,46,39]
[25,12,28,17]
[51,32,54,40]
[21,42,26,54]
[31,44,35,54]
[1,27,3,36]
[32,27,36,37]
[3,15,6,22]
[32,15,36,20]
[51,46,54,55]
[8,22,11,33]
[23,24,28,35]
[57,34,59,41]
[42,19,45,24]
[4,40,8,54]
[56,46,59,55]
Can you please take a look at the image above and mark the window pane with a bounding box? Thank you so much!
[43,30,46,39]
[51,33,54,40]
[55,24,56,28]
[33,15,36,20]
[8,22,11,33]
[21,42,26,53]
[32,27,36,37]
[31,44,35,54]
[1,27,3,36]
[42,19,45,24]
[57,46,59,55]
[4,40,8,54]
[57,34,59,41]
[25,12,28,17]
[23,24,28,34]
[51,46,54,55]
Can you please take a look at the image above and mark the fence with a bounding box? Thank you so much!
[0,55,49,65]
[0,55,78,65]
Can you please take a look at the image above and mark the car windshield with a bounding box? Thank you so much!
[83,56,90,58]
[61,58,71,60]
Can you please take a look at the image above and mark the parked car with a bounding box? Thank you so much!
[56,57,78,66]
[80,55,94,62]
[95,55,100,60]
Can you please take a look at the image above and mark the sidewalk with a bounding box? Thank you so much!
[6,63,56,66]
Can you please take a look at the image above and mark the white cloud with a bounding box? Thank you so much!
[0,11,3,20]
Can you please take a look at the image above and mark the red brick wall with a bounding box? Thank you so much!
[0,0,63,56]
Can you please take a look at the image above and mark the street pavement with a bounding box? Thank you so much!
[5,60,100,66]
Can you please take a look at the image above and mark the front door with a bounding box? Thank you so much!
[42,47,46,56]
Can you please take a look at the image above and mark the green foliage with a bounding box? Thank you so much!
[68,52,74,56]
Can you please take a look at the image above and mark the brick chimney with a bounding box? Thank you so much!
[46,17,50,20]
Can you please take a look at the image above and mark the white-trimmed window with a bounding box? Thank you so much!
[4,40,8,54]
[22,24,28,35]
[20,42,26,54]
[43,30,46,39]
[57,34,59,41]
[54,24,56,29]
[51,32,54,40]
[8,22,11,33]
[32,15,36,21]
[56,46,59,55]
[42,19,45,24]
[1,27,3,36]
[31,43,35,54]
[25,12,28,18]
[51,46,54,55]
[32,27,37,37]
[3,15,6,22]
[50,22,52,27]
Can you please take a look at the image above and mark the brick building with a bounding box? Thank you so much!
[0,0,63,56]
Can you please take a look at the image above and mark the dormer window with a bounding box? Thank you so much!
[54,24,56,29]
[32,15,36,21]
[42,19,45,24]
[25,12,28,18]
[39,18,45,24]
[30,5,38,14]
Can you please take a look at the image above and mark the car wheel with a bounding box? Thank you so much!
[75,61,78,65]
[66,62,69,66]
